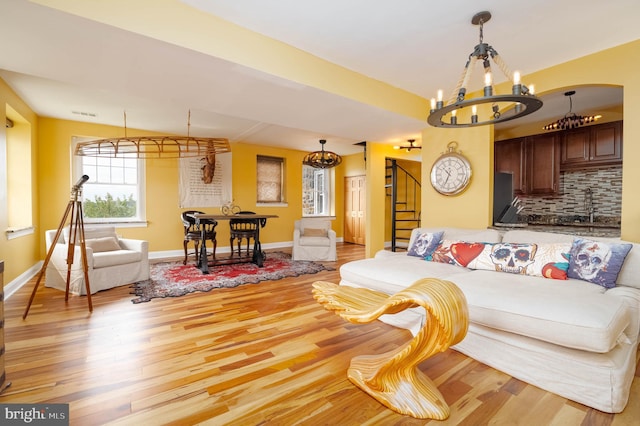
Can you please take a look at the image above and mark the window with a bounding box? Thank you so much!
[5,107,34,238]
[302,165,330,216]
[73,137,146,224]
[257,155,285,204]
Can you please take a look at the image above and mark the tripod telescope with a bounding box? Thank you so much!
[23,175,93,319]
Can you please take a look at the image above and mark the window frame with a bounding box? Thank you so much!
[72,136,147,226]
[302,165,332,217]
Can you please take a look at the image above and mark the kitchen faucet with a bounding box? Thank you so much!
[585,188,594,223]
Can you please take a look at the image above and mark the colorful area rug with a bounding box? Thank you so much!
[131,251,334,303]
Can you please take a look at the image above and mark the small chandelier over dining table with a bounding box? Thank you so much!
[303,139,342,169]
[427,11,543,128]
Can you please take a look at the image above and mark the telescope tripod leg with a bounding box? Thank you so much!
[23,199,94,319]
[23,201,74,319]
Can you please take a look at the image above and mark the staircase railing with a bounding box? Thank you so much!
[386,159,421,251]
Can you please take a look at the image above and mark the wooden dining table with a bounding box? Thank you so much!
[191,213,278,274]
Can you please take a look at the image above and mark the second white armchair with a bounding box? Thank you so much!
[292,218,336,261]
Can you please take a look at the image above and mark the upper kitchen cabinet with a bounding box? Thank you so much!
[494,133,560,195]
[526,133,560,195]
[561,121,623,170]
[495,138,526,195]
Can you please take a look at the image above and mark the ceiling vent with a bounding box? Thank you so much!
[6,118,14,128]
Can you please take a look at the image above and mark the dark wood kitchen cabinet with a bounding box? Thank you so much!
[495,138,526,194]
[495,133,559,195]
[526,133,560,195]
[561,121,622,170]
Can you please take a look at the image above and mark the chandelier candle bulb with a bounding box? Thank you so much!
[512,71,522,95]
[436,90,444,109]
[484,72,493,97]
[471,105,478,124]
[451,109,458,125]
[430,98,436,112]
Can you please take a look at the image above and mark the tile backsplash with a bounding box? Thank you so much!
[515,166,622,220]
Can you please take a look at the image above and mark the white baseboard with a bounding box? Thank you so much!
[5,261,43,301]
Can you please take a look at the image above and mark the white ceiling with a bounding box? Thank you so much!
[1,0,637,155]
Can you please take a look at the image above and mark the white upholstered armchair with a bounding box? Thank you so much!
[45,226,149,295]
[292,219,337,261]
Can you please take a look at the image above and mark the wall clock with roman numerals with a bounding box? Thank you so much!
[430,141,472,196]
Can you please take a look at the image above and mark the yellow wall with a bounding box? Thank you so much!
[35,117,343,260]
[342,151,366,177]
[0,79,39,284]
[419,39,640,242]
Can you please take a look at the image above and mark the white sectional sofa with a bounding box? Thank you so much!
[339,227,640,413]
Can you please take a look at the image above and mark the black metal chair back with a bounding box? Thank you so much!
[181,210,217,265]
[229,211,259,257]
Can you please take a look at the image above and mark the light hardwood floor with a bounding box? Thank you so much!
[2,243,638,425]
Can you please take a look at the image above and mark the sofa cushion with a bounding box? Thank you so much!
[568,238,633,289]
[503,230,640,290]
[431,240,571,279]
[445,270,630,353]
[298,235,331,247]
[407,230,443,258]
[93,250,142,268]
[340,254,471,296]
[472,242,571,280]
[85,236,121,253]
[407,227,502,253]
[430,240,489,267]
[63,226,118,243]
[302,227,328,237]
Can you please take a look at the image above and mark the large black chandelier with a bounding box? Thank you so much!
[303,139,342,168]
[427,11,543,128]
[543,90,602,131]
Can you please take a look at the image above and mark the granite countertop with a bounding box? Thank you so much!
[527,221,620,229]
[492,223,621,238]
